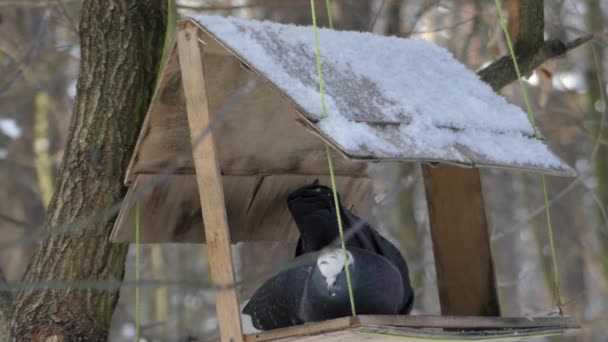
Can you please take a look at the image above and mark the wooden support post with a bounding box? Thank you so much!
[177,23,244,342]
[422,164,500,316]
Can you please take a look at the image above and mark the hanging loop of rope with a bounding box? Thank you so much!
[493,0,565,315]
[310,0,357,316]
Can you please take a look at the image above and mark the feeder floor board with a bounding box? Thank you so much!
[206,315,579,342]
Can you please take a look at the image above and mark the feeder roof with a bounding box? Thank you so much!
[111,16,577,244]
[188,15,575,176]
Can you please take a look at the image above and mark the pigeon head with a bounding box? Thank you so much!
[316,249,354,295]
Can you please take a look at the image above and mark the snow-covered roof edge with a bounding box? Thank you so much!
[179,16,576,177]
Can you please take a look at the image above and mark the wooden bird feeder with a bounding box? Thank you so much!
[110,16,580,342]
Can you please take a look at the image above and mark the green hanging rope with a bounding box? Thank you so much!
[493,0,542,140]
[325,0,334,29]
[494,0,564,314]
[311,1,330,120]
[135,201,141,341]
[310,0,357,316]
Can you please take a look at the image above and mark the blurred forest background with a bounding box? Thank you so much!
[0,0,606,341]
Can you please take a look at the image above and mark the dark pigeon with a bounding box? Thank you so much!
[242,247,405,331]
[242,181,415,331]
[287,181,414,314]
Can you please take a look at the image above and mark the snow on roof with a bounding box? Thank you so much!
[189,15,575,176]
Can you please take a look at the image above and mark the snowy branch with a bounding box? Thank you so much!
[478,36,592,91]
[477,0,593,91]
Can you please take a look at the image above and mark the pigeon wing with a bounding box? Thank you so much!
[242,264,312,330]
[342,209,414,314]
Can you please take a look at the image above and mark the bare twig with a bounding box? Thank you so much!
[590,43,607,159]
[0,10,50,96]
[177,0,310,12]
[0,213,33,230]
[409,16,476,35]
[367,0,386,32]
[0,0,78,7]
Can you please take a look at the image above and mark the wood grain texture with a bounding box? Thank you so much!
[205,315,578,342]
[125,30,369,183]
[422,164,500,316]
[110,174,374,243]
[177,23,243,342]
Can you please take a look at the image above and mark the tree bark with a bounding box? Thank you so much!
[10,1,167,340]
[0,269,10,341]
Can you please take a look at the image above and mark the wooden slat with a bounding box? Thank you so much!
[125,42,185,183]
[244,317,354,342]
[177,22,244,342]
[109,174,373,243]
[422,164,500,316]
[206,315,578,342]
[109,175,260,243]
[354,326,571,341]
[353,315,579,329]
[126,34,369,183]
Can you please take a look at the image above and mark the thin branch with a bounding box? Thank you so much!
[367,0,387,32]
[177,0,310,12]
[478,36,592,91]
[409,16,476,35]
[53,0,79,36]
[0,0,79,7]
[0,213,33,230]
[0,10,50,96]
[589,43,606,159]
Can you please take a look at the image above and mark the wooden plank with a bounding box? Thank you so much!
[244,317,354,342]
[109,175,259,243]
[354,315,579,329]
[124,41,184,184]
[355,326,571,341]
[421,164,500,316]
[177,22,244,342]
[205,315,578,342]
[109,174,374,243]
[126,39,369,182]
[110,175,204,243]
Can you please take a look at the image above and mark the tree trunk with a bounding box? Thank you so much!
[10,1,167,340]
[0,269,10,341]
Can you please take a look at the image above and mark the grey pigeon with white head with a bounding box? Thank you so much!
[242,181,414,331]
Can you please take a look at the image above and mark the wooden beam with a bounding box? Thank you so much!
[422,164,500,316]
[204,315,578,342]
[177,22,244,342]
